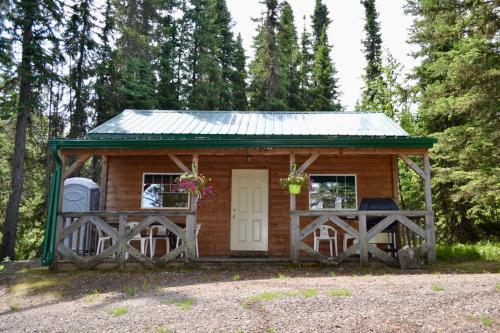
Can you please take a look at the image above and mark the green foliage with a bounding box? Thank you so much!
[329,289,352,297]
[407,0,500,243]
[310,28,342,111]
[108,306,129,316]
[279,164,309,188]
[359,0,383,105]
[436,242,500,261]
[248,0,286,110]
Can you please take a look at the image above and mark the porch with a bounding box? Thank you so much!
[48,147,435,270]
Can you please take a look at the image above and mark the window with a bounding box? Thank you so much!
[141,173,189,209]
[309,175,357,210]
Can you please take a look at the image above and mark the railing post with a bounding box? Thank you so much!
[50,215,63,271]
[423,153,436,262]
[290,213,300,264]
[117,214,127,267]
[358,214,368,266]
[185,195,197,260]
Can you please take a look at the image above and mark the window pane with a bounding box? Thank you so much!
[309,175,357,209]
[142,173,189,208]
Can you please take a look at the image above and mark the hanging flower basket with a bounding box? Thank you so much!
[288,184,302,194]
[280,164,309,195]
[176,163,214,198]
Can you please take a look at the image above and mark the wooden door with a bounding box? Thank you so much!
[230,169,269,251]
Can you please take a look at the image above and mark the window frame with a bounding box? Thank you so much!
[141,172,191,210]
[308,173,358,210]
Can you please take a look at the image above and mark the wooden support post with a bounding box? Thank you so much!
[99,156,108,211]
[50,216,64,271]
[289,153,300,264]
[291,215,300,264]
[117,214,127,267]
[359,214,368,266]
[185,212,196,260]
[423,153,436,262]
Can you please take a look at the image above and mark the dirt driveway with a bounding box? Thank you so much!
[0,261,498,332]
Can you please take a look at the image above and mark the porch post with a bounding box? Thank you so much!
[99,156,108,211]
[358,214,369,266]
[423,152,436,262]
[289,153,300,264]
[185,154,199,260]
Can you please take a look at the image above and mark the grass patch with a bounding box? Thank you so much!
[232,274,241,281]
[432,284,445,292]
[329,289,352,297]
[123,285,137,297]
[495,283,500,291]
[246,289,318,304]
[167,298,193,311]
[275,273,287,280]
[156,328,174,333]
[329,271,336,277]
[436,242,500,261]
[9,301,20,311]
[480,315,493,327]
[108,306,128,317]
[301,288,318,298]
[85,288,100,303]
[142,280,151,291]
[0,264,4,272]
[8,277,61,296]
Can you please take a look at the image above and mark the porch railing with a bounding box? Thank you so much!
[290,210,434,266]
[55,211,196,269]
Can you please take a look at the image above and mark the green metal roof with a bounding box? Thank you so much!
[89,110,410,139]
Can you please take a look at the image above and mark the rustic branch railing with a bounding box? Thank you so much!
[56,211,196,269]
[290,210,433,266]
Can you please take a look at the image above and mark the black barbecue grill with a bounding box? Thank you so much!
[359,198,400,255]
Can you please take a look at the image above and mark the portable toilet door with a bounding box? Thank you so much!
[62,177,100,255]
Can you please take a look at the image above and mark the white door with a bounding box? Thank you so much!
[230,169,269,251]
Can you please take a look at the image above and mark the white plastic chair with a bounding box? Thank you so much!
[313,225,338,257]
[149,225,169,258]
[125,222,149,259]
[96,226,111,255]
[176,224,202,258]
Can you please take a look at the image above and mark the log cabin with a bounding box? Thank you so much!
[40,110,437,269]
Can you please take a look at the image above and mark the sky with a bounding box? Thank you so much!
[226,0,419,110]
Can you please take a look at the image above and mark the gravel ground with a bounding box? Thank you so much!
[0,261,499,333]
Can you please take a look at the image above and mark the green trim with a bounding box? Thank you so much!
[40,146,62,266]
[51,136,436,149]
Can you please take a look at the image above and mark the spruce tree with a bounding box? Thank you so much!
[114,0,157,110]
[310,28,341,111]
[298,17,314,111]
[157,4,181,109]
[94,0,118,124]
[65,0,97,139]
[359,0,384,109]
[407,0,500,242]
[277,1,301,110]
[311,0,331,47]
[248,0,286,110]
[231,34,248,110]
[187,0,221,110]
[1,0,62,260]
[214,0,235,110]
[310,0,342,111]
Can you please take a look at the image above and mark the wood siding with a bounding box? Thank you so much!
[105,154,396,257]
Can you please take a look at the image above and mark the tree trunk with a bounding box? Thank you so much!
[0,4,34,260]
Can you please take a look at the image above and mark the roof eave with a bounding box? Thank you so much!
[49,136,436,149]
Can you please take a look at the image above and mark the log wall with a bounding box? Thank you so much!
[105,154,396,256]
